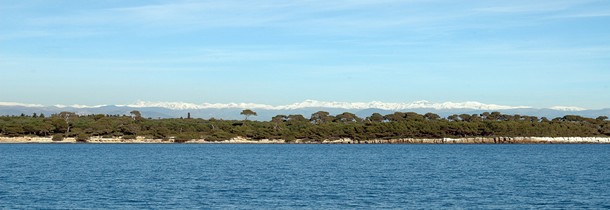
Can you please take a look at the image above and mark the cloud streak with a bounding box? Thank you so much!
[17,0,591,38]
[2,0,609,109]
[3,0,602,43]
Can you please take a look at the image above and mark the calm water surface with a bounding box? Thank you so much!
[1,144,609,209]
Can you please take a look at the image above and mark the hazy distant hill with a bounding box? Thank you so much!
[1,102,609,121]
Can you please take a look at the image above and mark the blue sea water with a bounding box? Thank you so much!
[1,144,609,209]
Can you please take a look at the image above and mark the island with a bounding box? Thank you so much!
[1,110,609,144]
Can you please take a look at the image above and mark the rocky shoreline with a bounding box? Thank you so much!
[1,136,610,144]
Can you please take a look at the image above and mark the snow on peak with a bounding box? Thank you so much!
[120,101,276,110]
[549,106,587,111]
[53,104,106,109]
[122,101,203,110]
[0,100,589,111]
[118,100,532,110]
[0,103,105,109]
[273,100,531,110]
[0,102,44,108]
[70,104,107,109]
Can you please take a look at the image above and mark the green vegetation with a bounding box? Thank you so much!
[51,134,63,141]
[1,110,609,142]
[240,109,257,120]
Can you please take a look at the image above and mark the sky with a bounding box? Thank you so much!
[1,0,610,109]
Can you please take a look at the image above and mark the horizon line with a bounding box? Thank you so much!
[0,100,590,111]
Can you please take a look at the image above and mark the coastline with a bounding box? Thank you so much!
[1,136,610,144]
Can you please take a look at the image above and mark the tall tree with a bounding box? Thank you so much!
[384,112,407,122]
[310,111,331,124]
[240,109,257,121]
[367,113,384,122]
[447,114,460,122]
[130,110,142,121]
[424,113,440,120]
[271,115,288,130]
[57,112,78,134]
[335,112,361,123]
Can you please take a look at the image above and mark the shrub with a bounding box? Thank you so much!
[283,134,296,143]
[122,135,136,140]
[174,133,199,143]
[52,134,64,141]
[76,133,89,142]
[205,130,235,142]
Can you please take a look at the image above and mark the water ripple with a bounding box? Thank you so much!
[1,144,609,209]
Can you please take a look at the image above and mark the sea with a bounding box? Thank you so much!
[1,144,609,209]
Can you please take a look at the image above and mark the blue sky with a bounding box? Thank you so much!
[1,0,610,109]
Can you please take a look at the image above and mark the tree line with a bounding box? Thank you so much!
[1,109,609,142]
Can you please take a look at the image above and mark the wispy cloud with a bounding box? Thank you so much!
[105,1,289,27]
[473,0,593,13]
[9,1,478,38]
[8,0,601,41]
[553,11,610,18]
[0,46,338,73]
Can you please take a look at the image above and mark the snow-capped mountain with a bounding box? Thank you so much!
[0,100,606,120]
[120,100,535,111]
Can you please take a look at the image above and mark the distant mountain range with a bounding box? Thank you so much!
[1,100,608,120]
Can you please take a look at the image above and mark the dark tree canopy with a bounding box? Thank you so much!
[1,110,608,142]
[240,109,257,120]
[310,111,331,124]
